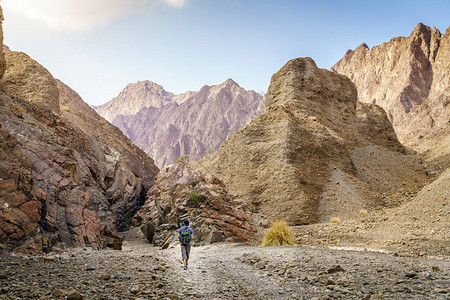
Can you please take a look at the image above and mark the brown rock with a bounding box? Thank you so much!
[1,51,60,112]
[135,163,256,246]
[332,23,450,167]
[0,24,158,252]
[194,58,428,224]
[19,201,39,223]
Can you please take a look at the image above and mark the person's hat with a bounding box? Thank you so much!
[184,220,189,226]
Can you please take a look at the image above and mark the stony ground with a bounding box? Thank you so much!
[0,233,449,300]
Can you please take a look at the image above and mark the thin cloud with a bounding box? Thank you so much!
[162,0,187,8]
[1,0,187,31]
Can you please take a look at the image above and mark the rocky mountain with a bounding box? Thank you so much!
[94,81,194,123]
[0,8,159,253]
[332,23,450,170]
[194,58,429,225]
[109,79,265,168]
[133,162,256,248]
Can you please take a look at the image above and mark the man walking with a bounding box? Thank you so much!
[178,220,193,270]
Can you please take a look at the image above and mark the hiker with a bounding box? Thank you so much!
[178,220,194,270]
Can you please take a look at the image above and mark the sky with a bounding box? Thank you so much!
[1,0,450,106]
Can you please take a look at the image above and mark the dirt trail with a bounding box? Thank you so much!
[0,234,449,299]
[162,241,450,299]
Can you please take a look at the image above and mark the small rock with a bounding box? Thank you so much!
[52,289,65,297]
[44,256,56,262]
[98,274,111,281]
[326,278,336,285]
[130,286,140,294]
[67,290,83,300]
[405,272,418,279]
[327,265,345,274]
[0,274,7,280]
[434,288,448,294]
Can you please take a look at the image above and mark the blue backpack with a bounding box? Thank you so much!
[180,227,191,245]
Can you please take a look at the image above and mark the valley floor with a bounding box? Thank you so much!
[0,235,449,299]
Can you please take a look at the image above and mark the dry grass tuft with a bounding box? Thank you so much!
[359,209,368,216]
[330,217,341,223]
[261,220,297,246]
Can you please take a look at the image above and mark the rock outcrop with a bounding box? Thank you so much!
[0,10,159,252]
[133,163,256,247]
[109,79,265,168]
[194,58,429,225]
[332,23,450,168]
[57,80,159,231]
[2,51,60,112]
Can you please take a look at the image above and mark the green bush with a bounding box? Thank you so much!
[187,192,206,207]
[176,154,190,164]
[261,220,297,246]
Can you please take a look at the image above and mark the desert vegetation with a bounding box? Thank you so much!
[262,220,297,246]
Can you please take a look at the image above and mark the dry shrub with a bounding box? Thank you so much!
[62,106,70,112]
[359,209,368,216]
[261,220,297,246]
[330,217,341,223]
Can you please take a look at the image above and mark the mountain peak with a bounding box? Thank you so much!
[411,22,432,37]
[222,78,240,87]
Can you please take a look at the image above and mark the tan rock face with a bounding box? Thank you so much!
[1,51,60,112]
[194,58,428,225]
[110,79,265,168]
[332,23,450,153]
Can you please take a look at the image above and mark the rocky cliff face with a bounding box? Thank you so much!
[111,79,265,168]
[332,23,450,165]
[133,163,256,247]
[194,58,429,225]
[0,13,159,252]
[2,51,60,112]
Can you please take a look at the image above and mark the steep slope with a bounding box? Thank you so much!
[194,58,429,225]
[57,80,159,230]
[293,168,449,257]
[0,10,159,252]
[112,79,265,168]
[332,23,450,170]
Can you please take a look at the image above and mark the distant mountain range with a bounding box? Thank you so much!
[95,79,265,168]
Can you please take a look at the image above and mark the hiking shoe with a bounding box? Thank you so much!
[183,265,187,270]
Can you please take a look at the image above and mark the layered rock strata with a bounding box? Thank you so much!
[194,58,429,225]
[332,23,450,167]
[133,163,256,247]
[110,79,265,168]
[0,10,159,252]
